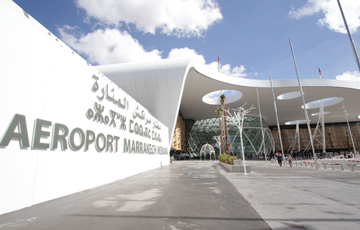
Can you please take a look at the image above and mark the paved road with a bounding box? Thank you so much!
[2,160,360,230]
[224,160,360,230]
[0,161,269,230]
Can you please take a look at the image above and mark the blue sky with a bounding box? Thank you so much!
[13,0,360,81]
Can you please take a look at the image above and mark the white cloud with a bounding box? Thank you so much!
[202,90,241,103]
[289,0,360,33]
[58,30,251,76]
[58,27,162,65]
[75,0,223,37]
[336,71,360,82]
[206,91,222,99]
[221,64,248,78]
[168,47,250,77]
[168,47,206,66]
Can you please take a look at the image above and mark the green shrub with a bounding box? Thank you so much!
[218,153,226,163]
[218,153,240,165]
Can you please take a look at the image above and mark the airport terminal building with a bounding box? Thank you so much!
[1,0,360,215]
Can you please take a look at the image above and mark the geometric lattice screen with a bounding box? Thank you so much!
[188,117,275,158]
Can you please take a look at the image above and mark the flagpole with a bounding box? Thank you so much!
[256,86,267,163]
[337,0,360,72]
[218,55,221,73]
[289,38,318,169]
[269,69,285,165]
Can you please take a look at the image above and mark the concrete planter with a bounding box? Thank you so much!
[219,162,251,173]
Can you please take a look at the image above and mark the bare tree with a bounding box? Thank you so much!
[226,103,256,174]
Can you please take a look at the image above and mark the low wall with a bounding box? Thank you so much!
[219,162,251,173]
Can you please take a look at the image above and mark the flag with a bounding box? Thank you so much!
[218,55,220,72]
[318,68,321,77]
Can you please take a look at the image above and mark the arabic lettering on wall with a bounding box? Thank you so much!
[87,75,162,142]
[0,74,166,154]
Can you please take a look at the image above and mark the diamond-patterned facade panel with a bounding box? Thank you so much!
[188,117,275,158]
[270,123,360,152]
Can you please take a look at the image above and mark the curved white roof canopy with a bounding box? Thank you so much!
[96,58,360,145]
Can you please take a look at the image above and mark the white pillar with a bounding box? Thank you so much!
[256,87,267,163]
[343,102,357,160]
[320,100,326,153]
[289,39,318,169]
[296,121,301,152]
[269,69,285,164]
[240,116,247,174]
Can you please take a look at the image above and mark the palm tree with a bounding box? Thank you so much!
[215,107,225,154]
[220,94,230,154]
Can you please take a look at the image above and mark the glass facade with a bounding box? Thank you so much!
[188,117,275,158]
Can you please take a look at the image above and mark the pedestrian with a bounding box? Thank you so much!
[278,153,283,167]
[287,154,293,167]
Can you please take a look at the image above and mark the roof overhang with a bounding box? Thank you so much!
[182,65,360,126]
[97,58,360,144]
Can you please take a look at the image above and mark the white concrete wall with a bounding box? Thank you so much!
[0,0,169,215]
[96,58,191,146]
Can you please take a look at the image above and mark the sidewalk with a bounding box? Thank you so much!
[0,161,269,230]
[1,160,360,230]
[224,160,360,230]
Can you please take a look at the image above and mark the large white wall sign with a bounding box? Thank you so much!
[0,0,168,215]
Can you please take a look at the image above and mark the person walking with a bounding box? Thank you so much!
[287,154,293,168]
[278,153,283,167]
